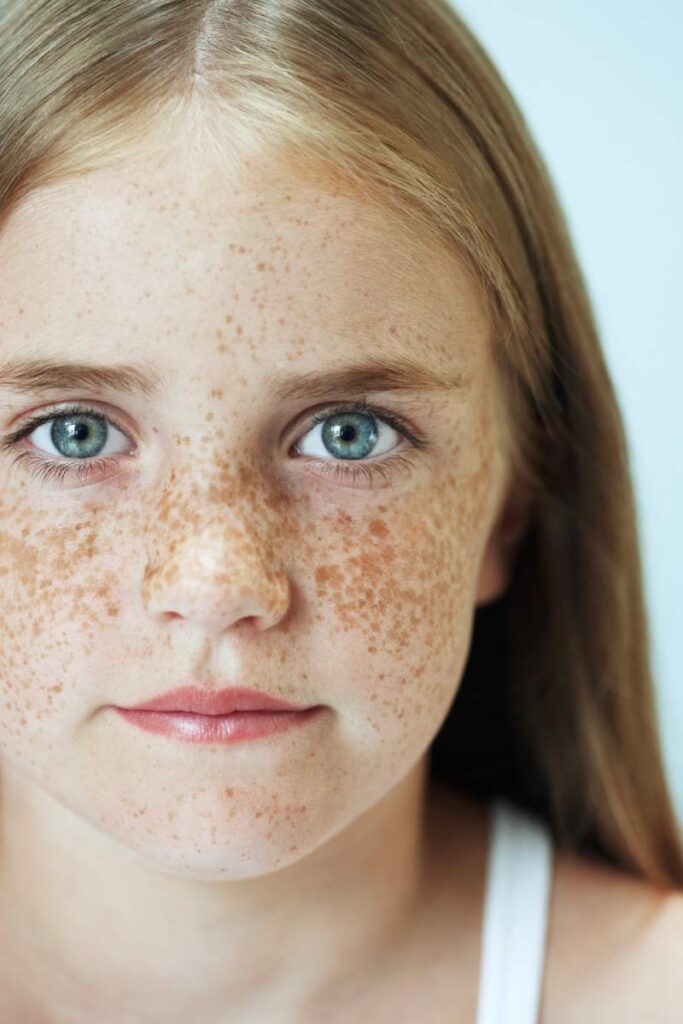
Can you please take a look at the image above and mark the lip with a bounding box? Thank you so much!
[121,686,313,716]
[111,686,325,745]
[113,706,325,744]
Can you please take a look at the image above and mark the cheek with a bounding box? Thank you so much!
[0,478,136,756]
[302,443,496,770]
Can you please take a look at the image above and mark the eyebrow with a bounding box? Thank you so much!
[0,354,470,402]
[268,357,471,402]
[0,357,164,398]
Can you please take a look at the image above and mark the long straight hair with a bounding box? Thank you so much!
[1,0,681,889]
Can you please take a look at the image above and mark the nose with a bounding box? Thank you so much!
[141,517,291,635]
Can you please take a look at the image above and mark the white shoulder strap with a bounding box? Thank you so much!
[476,799,554,1024]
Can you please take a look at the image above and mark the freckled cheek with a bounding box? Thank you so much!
[308,483,484,727]
[0,496,131,732]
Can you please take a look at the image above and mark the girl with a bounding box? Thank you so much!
[0,1,680,1021]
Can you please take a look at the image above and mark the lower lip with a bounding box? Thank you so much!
[113,706,324,744]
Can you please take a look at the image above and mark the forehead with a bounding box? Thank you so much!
[0,148,490,377]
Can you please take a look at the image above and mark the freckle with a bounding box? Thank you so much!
[225,314,232,323]
[236,325,243,336]
[17,307,24,314]
[314,564,343,587]
[224,787,233,798]
[256,261,266,271]
[217,343,228,354]
[215,328,224,340]
[368,519,389,539]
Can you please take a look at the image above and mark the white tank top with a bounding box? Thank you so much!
[476,798,554,1024]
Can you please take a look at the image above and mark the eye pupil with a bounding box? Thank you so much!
[337,424,357,442]
[67,422,90,441]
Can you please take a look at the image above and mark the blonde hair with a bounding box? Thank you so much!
[2,0,681,889]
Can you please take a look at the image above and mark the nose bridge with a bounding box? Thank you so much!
[141,465,291,631]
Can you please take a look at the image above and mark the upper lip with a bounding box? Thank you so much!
[122,687,313,716]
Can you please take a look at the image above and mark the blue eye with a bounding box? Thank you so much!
[0,404,133,486]
[296,407,397,461]
[30,410,130,460]
[292,399,427,487]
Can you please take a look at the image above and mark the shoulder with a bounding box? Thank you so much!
[542,843,683,1023]
[425,784,683,1022]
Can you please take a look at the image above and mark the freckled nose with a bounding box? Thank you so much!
[141,524,291,634]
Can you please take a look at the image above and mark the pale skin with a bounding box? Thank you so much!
[0,128,680,1023]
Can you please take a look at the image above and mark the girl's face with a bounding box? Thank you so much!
[0,142,512,879]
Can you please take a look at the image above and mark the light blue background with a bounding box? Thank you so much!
[452,2,683,820]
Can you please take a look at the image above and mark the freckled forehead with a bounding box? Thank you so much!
[0,149,490,369]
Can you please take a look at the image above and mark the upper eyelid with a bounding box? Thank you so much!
[13,399,412,434]
[301,400,418,436]
[12,400,128,430]
[6,402,132,443]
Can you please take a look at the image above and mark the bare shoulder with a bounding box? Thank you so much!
[542,844,683,1023]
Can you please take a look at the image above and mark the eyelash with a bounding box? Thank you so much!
[0,399,428,489]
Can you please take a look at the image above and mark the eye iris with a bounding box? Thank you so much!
[51,414,107,459]
[322,412,378,460]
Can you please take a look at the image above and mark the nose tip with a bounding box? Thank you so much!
[141,498,292,634]
[144,562,291,635]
